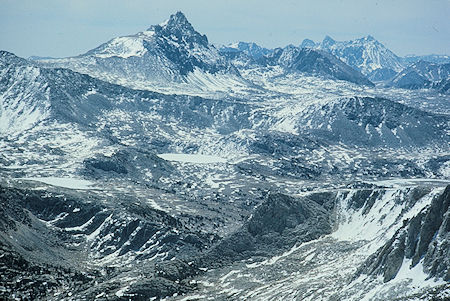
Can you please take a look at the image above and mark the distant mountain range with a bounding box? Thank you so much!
[402,54,450,65]
[300,35,404,76]
[222,35,450,92]
[219,41,272,60]
[33,12,449,93]
[388,61,450,92]
[299,36,450,87]
[258,45,373,86]
[33,11,375,88]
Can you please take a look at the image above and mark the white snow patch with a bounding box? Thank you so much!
[362,259,445,301]
[19,177,96,190]
[204,175,220,188]
[95,37,147,58]
[65,215,96,232]
[157,153,227,164]
[115,286,129,298]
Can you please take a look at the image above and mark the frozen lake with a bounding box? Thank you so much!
[20,177,95,190]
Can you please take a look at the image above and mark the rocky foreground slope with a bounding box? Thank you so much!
[1,180,449,300]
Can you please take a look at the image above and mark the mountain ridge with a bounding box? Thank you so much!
[300,35,404,76]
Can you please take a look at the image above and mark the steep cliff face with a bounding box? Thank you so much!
[198,192,334,268]
[163,185,450,301]
[357,185,450,282]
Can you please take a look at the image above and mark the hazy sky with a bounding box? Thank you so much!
[1,0,449,58]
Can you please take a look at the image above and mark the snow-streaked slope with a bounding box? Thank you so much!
[2,51,449,183]
[173,185,449,301]
[0,51,51,134]
[389,61,450,91]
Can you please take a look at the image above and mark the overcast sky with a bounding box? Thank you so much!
[1,0,449,58]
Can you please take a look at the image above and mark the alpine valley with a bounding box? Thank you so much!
[1,12,450,301]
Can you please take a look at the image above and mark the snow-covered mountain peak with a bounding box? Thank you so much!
[313,35,405,75]
[160,11,190,28]
[300,38,316,48]
[150,11,208,46]
[322,35,336,47]
[33,11,243,93]
[364,34,376,41]
[76,11,210,61]
[1,50,17,59]
[352,35,382,47]
[219,41,272,60]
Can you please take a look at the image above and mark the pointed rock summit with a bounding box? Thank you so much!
[166,11,190,27]
[150,11,208,46]
[154,11,193,32]
[322,35,336,48]
[300,39,316,48]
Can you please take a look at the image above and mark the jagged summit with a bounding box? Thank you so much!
[150,11,191,31]
[162,11,190,28]
[147,11,208,46]
[300,38,316,48]
[322,35,336,47]
[0,50,14,57]
[305,35,405,75]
